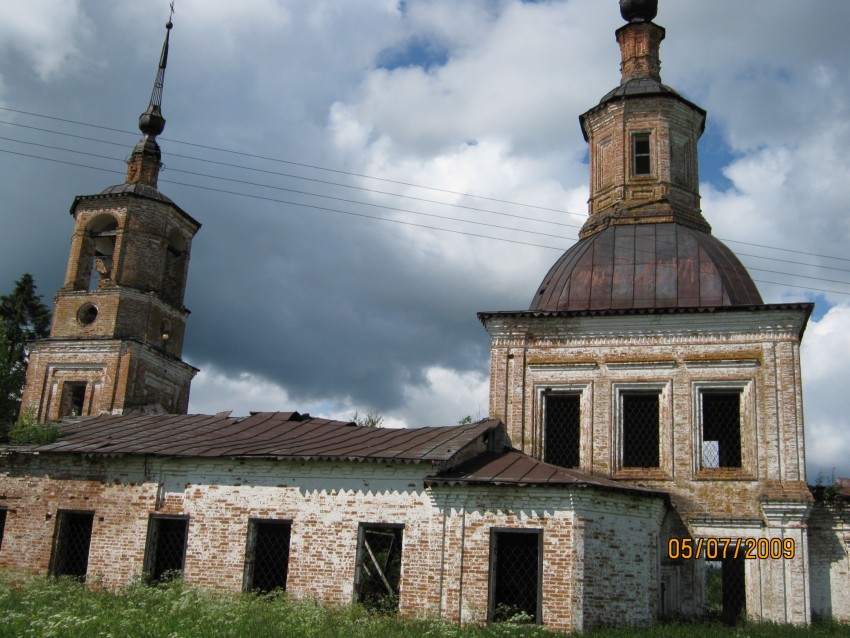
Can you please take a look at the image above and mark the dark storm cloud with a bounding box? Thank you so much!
[4,1,850,478]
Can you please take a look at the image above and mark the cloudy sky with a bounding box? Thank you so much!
[1,0,849,481]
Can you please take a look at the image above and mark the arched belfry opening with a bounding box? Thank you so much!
[73,214,119,291]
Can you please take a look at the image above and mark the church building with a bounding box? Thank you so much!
[1,0,848,631]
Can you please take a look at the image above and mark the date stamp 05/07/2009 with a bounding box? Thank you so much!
[667,537,796,560]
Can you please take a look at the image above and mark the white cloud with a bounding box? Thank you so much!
[187,364,293,416]
[801,304,850,480]
[0,0,93,81]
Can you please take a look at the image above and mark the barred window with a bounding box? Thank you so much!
[354,524,403,613]
[544,393,580,469]
[488,529,542,624]
[243,519,291,593]
[701,392,742,469]
[144,515,188,583]
[50,511,94,581]
[621,392,660,468]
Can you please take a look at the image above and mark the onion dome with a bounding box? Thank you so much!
[530,223,762,311]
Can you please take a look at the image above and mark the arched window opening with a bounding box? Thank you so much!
[162,229,188,306]
[75,215,118,291]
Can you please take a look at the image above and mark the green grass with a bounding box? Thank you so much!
[0,570,846,638]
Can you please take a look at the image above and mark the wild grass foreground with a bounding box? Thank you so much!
[0,570,846,638]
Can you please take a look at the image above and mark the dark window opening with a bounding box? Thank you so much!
[706,557,746,625]
[243,520,291,593]
[702,392,742,468]
[354,524,403,614]
[50,511,94,581]
[144,516,188,583]
[544,394,580,468]
[489,530,542,624]
[0,509,7,552]
[59,382,87,418]
[633,132,652,176]
[622,392,660,468]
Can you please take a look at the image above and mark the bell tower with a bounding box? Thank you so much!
[22,17,201,421]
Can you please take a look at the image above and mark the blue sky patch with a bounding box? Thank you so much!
[377,37,450,72]
[699,119,736,191]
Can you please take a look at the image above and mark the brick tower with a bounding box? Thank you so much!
[22,19,201,421]
[480,0,814,624]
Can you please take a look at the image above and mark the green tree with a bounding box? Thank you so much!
[0,327,26,441]
[0,273,51,440]
[351,410,384,428]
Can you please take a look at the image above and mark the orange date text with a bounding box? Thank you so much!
[667,537,795,560]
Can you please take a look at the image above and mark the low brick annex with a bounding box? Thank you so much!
[0,414,666,632]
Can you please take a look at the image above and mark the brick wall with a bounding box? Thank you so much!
[0,452,664,632]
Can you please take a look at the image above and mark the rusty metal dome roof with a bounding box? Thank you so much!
[530,223,762,311]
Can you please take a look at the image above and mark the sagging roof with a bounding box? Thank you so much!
[11,411,500,466]
[426,449,666,499]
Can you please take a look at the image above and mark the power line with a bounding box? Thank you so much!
[3,145,849,299]
[5,132,850,284]
[0,119,585,231]
[4,105,850,267]
[0,105,573,215]
[0,136,574,242]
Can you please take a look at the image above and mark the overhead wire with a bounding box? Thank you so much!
[3,105,849,264]
[3,129,848,281]
[3,144,849,299]
[2,106,850,296]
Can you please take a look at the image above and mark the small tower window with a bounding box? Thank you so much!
[59,382,87,418]
[632,132,652,176]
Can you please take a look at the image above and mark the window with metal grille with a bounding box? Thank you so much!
[0,508,7,552]
[632,132,652,175]
[144,515,188,583]
[50,511,94,581]
[488,529,542,624]
[705,557,746,624]
[243,519,291,593]
[544,393,580,468]
[354,524,403,613]
[622,392,660,468]
[701,392,742,468]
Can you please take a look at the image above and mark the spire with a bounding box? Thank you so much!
[125,10,174,188]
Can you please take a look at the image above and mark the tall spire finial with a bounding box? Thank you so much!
[126,10,175,188]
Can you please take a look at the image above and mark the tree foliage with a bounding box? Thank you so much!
[0,273,51,441]
[351,410,384,428]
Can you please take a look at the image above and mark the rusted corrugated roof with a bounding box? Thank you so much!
[426,449,666,498]
[17,412,499,465]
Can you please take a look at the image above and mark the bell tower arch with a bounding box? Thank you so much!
[22,17,201,420]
